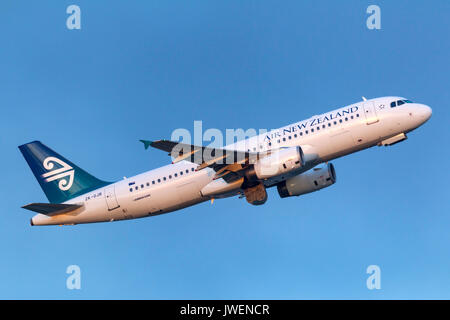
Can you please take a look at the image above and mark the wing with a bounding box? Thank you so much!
[140,139,265,182]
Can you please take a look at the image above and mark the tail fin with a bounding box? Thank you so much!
[19,141,110,203]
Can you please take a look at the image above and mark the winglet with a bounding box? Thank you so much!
[139,140,152,150]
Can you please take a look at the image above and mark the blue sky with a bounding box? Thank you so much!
[0,0,449,299]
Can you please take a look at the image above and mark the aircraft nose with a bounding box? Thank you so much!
[417,104,432,122]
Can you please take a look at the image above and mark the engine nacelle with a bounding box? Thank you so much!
[253,146,305,180]
[277,163,336,198]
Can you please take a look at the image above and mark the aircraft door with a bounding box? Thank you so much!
[363,101,379,125]
[105,186,120,211]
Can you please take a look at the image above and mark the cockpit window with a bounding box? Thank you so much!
[391,99,414,108]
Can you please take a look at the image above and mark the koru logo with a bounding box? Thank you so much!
[41,157,75,191]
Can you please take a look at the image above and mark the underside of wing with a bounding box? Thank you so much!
[140,139,266,183]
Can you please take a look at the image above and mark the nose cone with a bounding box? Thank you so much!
[416,104,432,123]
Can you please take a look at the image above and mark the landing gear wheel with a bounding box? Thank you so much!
[244,183,268,205]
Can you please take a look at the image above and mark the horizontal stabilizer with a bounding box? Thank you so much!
[22,203,84,216]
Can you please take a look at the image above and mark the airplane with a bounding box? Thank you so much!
[19,96,431,226]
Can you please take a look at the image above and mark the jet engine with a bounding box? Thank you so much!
[277,163,336,198]
[251,146,305,180]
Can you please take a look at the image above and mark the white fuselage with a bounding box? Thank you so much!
[31,96,432,225]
